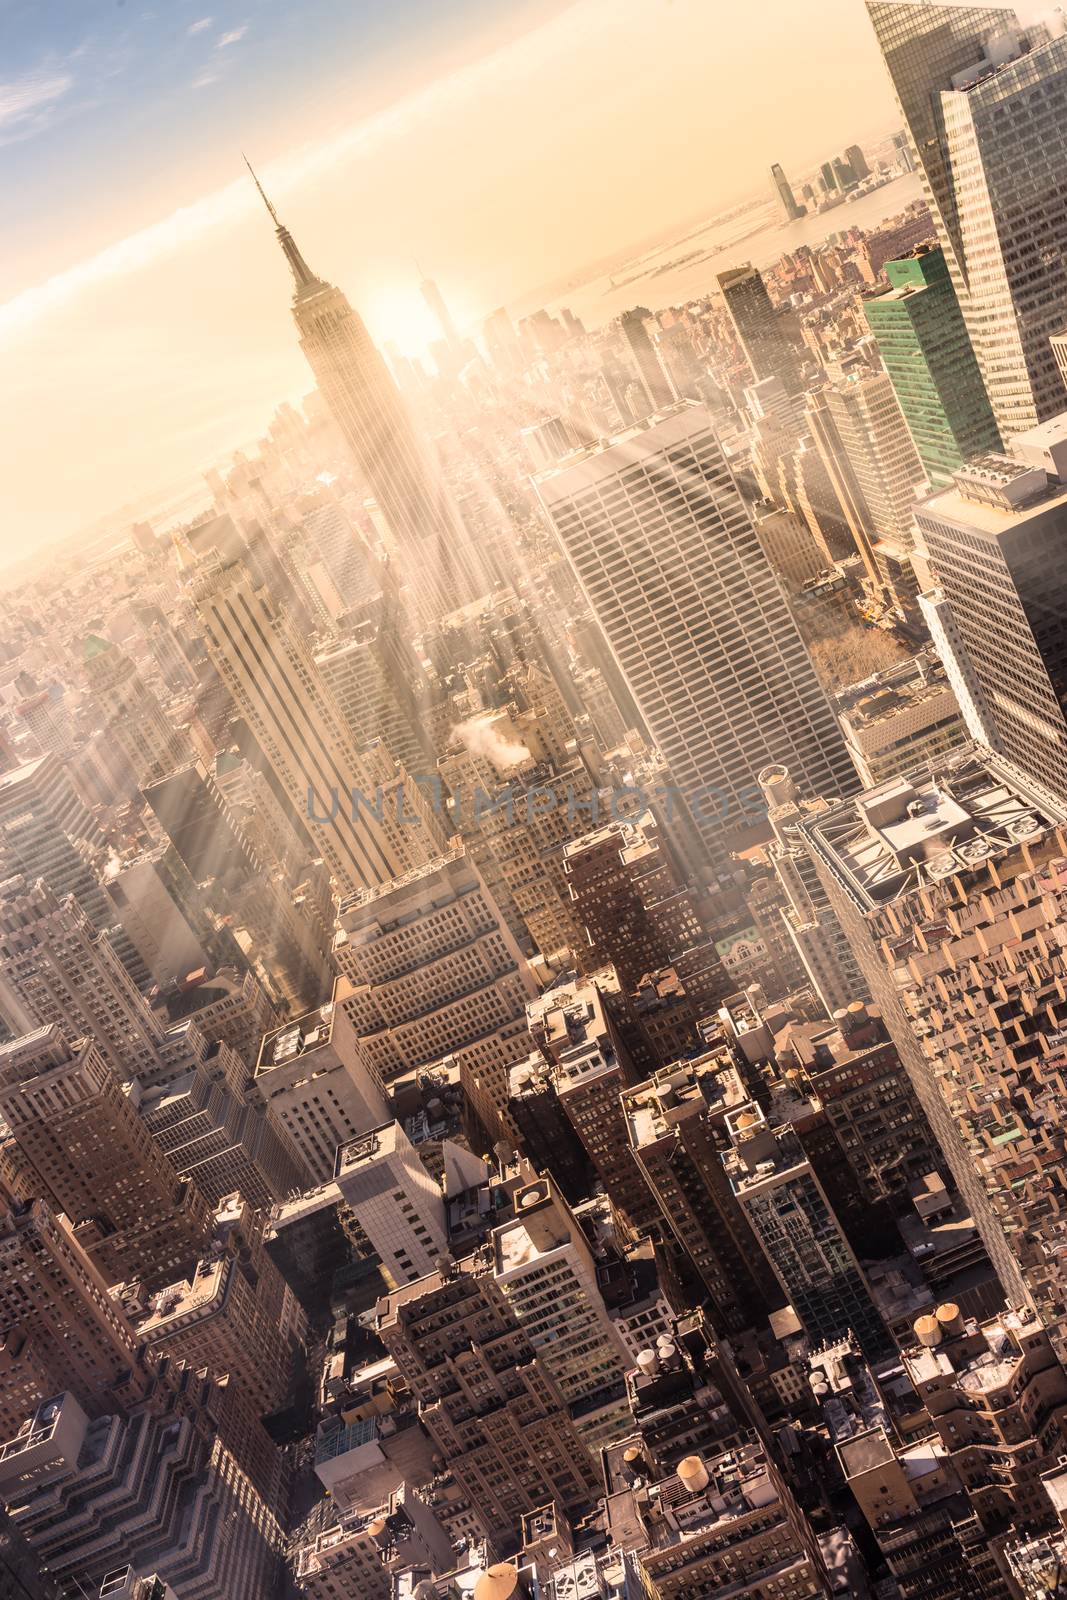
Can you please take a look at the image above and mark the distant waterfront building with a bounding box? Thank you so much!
[867,1,1067,437]
[863,246,1001,486]
[844,143,870,180]
[913,417,1067,797]
[535,404,855,864]
[771,161,805,221]
[718,264,804,393]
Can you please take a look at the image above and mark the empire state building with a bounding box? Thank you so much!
[247,162,477,623]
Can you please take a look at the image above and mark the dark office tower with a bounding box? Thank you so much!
[914,423,1067,796]
[723,1102,892,1360]
[247,164,477,620]
[718,263,803,393]
[0,877,165,1083]
[844,143,870,180]
[375,1265,600,1545]
[0,1193,154,1439]
[619,310,675,415]
[863,246,1001,486]
[831,155,857,190]
[771,162,804,221]
[622,1054,781,1334]
[0,1506,63,1599]
[820,160,837,192]
[867,0,1067,437]
[535,405,856,866]
[0,1027,210,1292]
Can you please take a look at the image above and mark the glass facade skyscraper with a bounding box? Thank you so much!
[868,2,1067,437]
[863,245,1001,486]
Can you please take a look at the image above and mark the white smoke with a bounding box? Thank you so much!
[452,716,531,772]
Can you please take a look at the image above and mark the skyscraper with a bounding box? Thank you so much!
[419,273,462,357]
[82,634,190,788]
[334,1122,448,1287]
[771,161,805,221]
[863,246,1001,486]
[247,164,478,618]
[867,1,1067,435]
[844,143,871,180]
[718,264,804,393]
[0,877,165,1082]
[535,404,856,864]
[811,370,926,606]
[189,559,435,897]
[0,1192,155,1438]
[803,747,1067,1353]
[619,309,675,415]
[723,1102,892,1360]
[0,1026,211,1292]
[913,419,1067,795]
[375,1263,600,1544]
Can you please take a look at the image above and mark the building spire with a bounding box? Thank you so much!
[243,154,321,296]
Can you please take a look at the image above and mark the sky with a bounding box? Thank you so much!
[0,0,907,564]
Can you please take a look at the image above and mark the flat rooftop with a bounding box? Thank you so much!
[802,748,1065,912]
[257,1001,336,1076]
[623,1055,747,1151]
[335,1121,404,1177]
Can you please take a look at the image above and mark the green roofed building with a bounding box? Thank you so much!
[863,245,1000,487]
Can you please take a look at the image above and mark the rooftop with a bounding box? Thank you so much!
[623,1054,747,1151]
[256,999,337,1077]
[802,747,1065,912]
[835,654,956,730]
[335,1122,405,1177]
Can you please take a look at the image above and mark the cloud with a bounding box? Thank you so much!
[0,70,73,131]
[216,25,248,48]
[187,16,213,34]
[192,70,222,89]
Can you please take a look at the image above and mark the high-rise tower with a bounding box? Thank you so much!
[535,404,856,864]
[189,559,437,897]
[866,1,1067,436]
[246,163,478,621]
[718,264,803,393]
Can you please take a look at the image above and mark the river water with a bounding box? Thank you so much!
[555,170,927,328]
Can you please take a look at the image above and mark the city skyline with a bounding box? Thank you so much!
[10,0,1067,1594]
[0,0,916,569]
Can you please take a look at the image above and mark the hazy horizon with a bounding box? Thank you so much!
[2,0,921,568]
